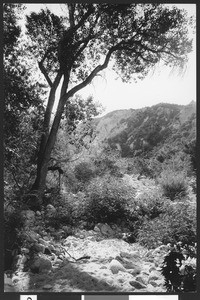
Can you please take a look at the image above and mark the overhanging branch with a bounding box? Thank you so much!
[65,45,117,100]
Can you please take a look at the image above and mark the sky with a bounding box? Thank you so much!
[80,4,196,115]
[23,3,196,116]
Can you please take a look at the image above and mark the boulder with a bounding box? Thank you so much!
[128,267,141,276]
[100,224,115,236]
[45,204,56,217]
[33,243,46,253]
[149,280,158,287]
[129,280,147,289]
[109,259,127,274]
[30,255,52,273]
[135,274,148,285]
[120,251,140,259]
[148,271,160,282]
[21,210,35,228]
[43,284,52,290]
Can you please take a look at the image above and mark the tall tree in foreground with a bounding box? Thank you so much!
[24,3,193,203]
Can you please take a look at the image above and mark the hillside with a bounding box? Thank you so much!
[88,101,196,158]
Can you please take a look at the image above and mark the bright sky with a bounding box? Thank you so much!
[80,4,196,115]
[23,3,196,116]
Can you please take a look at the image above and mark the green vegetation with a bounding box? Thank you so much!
[137,202,196,248]
[159,170,188,200]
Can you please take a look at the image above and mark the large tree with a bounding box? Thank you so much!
[23,3,193,201]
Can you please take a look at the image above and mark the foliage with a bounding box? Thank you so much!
[158,170,188,200]
[74,161,95,183]
[23,3,194,195]
[3,3,46,198]
[134,190,167,219]
[183,138,196,173]
[93,148,122,177]
[161,243,196,292]
[137,201,196,248]
[83,174,135,224]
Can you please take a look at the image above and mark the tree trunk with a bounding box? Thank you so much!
[31,73,70,200]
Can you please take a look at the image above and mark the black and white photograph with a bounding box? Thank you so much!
[3,2,197,294]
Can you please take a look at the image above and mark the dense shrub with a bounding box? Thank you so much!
[137,202,196,249]
[83,174,135,224]
[93,156,122,177]
[158,170,188,200]
[134,190,167,219]
[46,191,90,229]
[74,161,95,183]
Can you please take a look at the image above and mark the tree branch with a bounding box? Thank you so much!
[67,3,75,27]
[38,60,53,87]
[65,46,117,100]
[38,48,55,87]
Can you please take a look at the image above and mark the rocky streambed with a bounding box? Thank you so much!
[5,219,169,293]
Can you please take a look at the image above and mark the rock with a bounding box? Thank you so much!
[100,224,115,236]
[35,211,41,216]
[21,210,35,227]
[149,280,158,287]
[25,231,41,243]
[94,226,101,232]
[109,259,127,274]
[120,251,140,259]
[46,204,56,217]
[30,256,52,273]
[43,284,52,290]
[149,266,156,272]
[135,274,148,285]
[100,266,107,269]
[129,280,147,289]
[33,243,46,253]
[128,267,141,276]
[148,271,160,282]
[21,247,30,254]
[122,260,141,270]
[38,238,49,247]
[15,254,27,271]
[62,225,73,235]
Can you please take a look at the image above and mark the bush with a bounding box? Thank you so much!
[137,202,196,249]
[161,243,196,292]
[83,174,135,224]
[134,190,167,219]
[74,161,95,183]
[159,170,188,200]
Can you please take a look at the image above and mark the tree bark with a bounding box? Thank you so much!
[31,72,70,197]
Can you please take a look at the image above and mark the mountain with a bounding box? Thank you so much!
[88,101,196,158]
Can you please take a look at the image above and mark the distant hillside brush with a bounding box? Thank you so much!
[83,174,135,224]
[159,170,188,200]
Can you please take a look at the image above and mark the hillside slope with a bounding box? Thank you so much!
[89,101,196,158]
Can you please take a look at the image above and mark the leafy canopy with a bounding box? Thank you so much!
[25,3,193,87]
